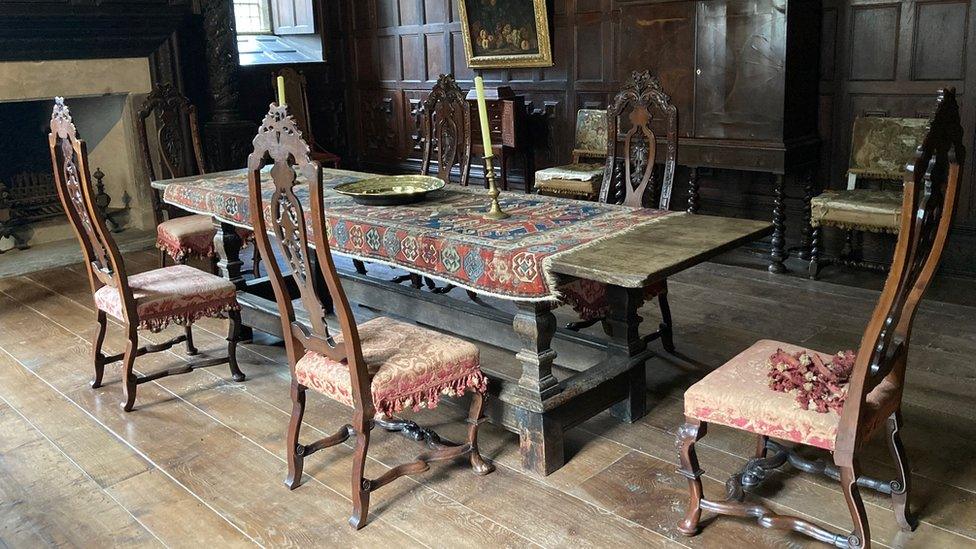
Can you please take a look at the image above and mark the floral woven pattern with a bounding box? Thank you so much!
[156,214,254,263]
[684,340,846,450]
[93,264,239,333]
[161,168,678,300]
[294,316,486,415]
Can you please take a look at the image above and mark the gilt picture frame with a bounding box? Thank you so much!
[457,0,553,69]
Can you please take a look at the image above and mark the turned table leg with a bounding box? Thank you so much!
[513,300,562,475]
[799,169,815,261]
[769,173,787,274]
[604,285,648,423]
[213,218,252,341]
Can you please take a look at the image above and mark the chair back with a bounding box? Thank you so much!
[135,83,207,224]
[246,103,374,415]
[49,98,135,319]
[599,70,678,209]
[421,74,472,186]
[849,116,929,181]
[836,89,965,458]
[273,67,318,151]
[572,109,608,159]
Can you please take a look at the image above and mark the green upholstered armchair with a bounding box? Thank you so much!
[535,109,608,201]
[808,116,929,278]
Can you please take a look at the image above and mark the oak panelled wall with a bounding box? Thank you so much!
[820,0,976,275]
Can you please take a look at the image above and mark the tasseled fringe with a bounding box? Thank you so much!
[766,348,856,414]
[155,241,214,264]
[376,370,489,416]
[139,301,240,333]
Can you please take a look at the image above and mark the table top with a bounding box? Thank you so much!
[153,168,771,294]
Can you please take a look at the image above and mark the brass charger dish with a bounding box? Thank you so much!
[334,175,446,206]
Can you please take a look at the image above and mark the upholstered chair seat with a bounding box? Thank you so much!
[295,317,486,416]
[535,162,605,199]
[93,264,240,333]
[536,109,608,201]
[810,189,903,233]
[685,339,900,451]
[156,214,252,264]
[560,278,668,321]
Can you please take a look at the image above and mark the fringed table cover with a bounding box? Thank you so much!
[159,168,679,301]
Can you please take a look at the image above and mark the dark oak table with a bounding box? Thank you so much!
[153,169,772,476]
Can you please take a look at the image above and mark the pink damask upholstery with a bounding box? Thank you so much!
[94,264,239,333]
[156,214,253,263]
[559,279,668,320]
[684,340,900,450]
[295,317,487,416]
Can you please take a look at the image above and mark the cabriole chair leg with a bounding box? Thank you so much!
[467,393,494,475]
[677,419,707,536]
[91,310,108,389]
[349,414,372,530]
[284,382,307,490]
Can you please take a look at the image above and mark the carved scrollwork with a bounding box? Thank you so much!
[50,98,113,274]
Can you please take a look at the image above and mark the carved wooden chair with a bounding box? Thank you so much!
[535,109,608,201]
[50,97,245,412]
[136,83,256,272]
[808,116,929,279]
[272,67,341,168]
[559,71,679,352]
[392,74,478,296]
[677,89,964,549]
[246,103,493,529]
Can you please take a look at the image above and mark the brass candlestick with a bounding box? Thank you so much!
[483,154,510,220]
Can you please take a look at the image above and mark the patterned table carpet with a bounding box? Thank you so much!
[161,168,677,300]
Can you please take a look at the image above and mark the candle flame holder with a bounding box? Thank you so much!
[483,154,510,220]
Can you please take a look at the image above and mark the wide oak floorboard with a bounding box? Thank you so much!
[2,253,975,547]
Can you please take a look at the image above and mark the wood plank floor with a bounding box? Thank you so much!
[1,250,975,548]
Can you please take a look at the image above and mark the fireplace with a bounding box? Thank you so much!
[0,57,156,253]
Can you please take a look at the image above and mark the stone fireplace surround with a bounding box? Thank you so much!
[0,57,157,251]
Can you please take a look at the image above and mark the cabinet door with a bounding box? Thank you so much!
[273,0,315,35]
[695,0,787,140]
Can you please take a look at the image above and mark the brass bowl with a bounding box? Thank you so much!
[334,175,446,206]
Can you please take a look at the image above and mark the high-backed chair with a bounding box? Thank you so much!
[247,102,493,529]
[136,84,256,272]
[559,70,679,351]
[272,67,341,168]
[808,116,929,279]
[50,97,245,412]
[676,89,964,549]
[535,109,608,201]
[393,74,477,296]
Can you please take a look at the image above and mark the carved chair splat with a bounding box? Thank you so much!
[51,97,245,412]
[246,102,494,530]
[136,83,259,273]
[676,88,965,549]
[563,71,679,352]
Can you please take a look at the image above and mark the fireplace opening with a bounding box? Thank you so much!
[0,94,130,252]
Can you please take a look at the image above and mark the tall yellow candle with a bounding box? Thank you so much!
[276,75,287,107]
[473,76,493,155]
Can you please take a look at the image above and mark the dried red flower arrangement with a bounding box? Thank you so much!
[767,349,857,414]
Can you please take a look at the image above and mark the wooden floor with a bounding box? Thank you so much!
[1,250,975,548]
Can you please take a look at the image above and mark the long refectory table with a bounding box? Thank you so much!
[153,167,772,476]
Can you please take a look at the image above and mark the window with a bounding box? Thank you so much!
[232,0,323,65]
[233,0,272,34]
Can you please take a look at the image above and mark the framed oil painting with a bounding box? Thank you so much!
[457,0,553,69]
